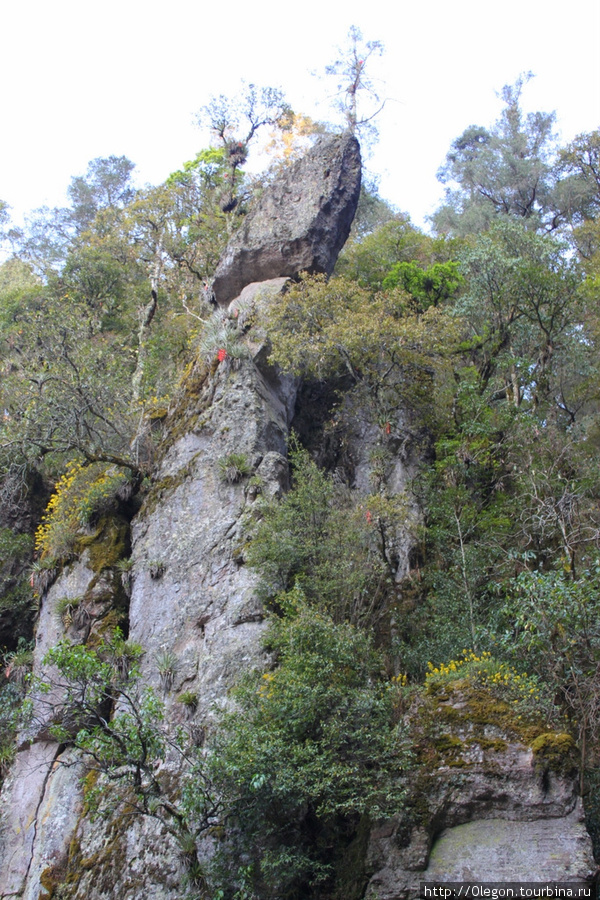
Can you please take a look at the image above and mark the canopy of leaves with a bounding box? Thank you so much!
[248,441,405,627]
[265,273,458,427]
[433,74,560,235]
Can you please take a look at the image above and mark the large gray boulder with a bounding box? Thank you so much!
[211,132,361,305]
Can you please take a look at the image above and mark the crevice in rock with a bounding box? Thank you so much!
[21,742,64,890]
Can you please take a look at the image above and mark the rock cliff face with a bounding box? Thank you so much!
[365,721,593,898]
[0,132,595,900]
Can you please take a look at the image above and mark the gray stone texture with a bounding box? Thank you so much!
[211,132,361,305]
[364,738,595,899]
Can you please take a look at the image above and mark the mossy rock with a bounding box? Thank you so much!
[38,863,67,900]
[531,732,577,775]
[139,460,197,518]
[75,515,129,574]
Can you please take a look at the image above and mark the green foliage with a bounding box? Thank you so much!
[37,635,164,795]
[1,636,35,779]
[209,602,411,898]
[265,273,458,428]
[54,595,83,629]
[198,82,291,214]
[382,260,463,312]
[3,638,34,689]
[324,26,383,139]
[247,441,401,627]
[425,651,557,725]
[335,215,451,289]
[198,308,248,363]
[35,634,221,891]
[177,691,198,714]
[500,565,600,758]
[35,461,132,563]
[433,73,559,236]
[555,129,600,228]
[0,526,35,648]
[0,679,23,782]
[155,648,178,692]
[0,271,144,472]
[218,452,252,484]
[457,219,584,407]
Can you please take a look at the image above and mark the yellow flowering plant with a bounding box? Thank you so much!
[35,461,131,562]
[425,650,558,724]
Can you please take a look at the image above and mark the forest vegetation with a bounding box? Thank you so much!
[0,52,599,897]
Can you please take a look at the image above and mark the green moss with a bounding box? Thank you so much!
[157,358,216,453]
[430,682,548,747]
[471,736,508,752]
[82,769,100,807]
[433,734,463,752]
[139,460,197,518]
[63,804,136,894]
[38,864,66,900]
[407,674,572,833]
[75,515,129,574]
[531,732,577,774]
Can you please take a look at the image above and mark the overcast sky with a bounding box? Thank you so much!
[2,0,599,232]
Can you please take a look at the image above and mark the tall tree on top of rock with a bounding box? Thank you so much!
[325,26,385,142]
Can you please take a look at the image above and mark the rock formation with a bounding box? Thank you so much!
[364,683,594,898]
[211,132,361,305]
[0,131,595,900]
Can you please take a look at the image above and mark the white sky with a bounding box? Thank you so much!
[1,0,599,232]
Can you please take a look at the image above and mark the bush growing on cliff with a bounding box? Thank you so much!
[264,272,458,428]
[33,602,413,900]
[208,600,412,898]
[33,633,222,893]
[247,440,405,627]
[34,461,134,563]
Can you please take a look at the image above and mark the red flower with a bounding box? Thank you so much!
[385,422,391,435]
[366,510,373,524]
[217,348,227,362]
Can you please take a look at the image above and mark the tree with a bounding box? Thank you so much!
[555,129,600,227]
[0,201,9,249]
[16,157,137,275]
[209,602,410,898]
[501,566,600,786]
[0,273,145,474]
[382,260,463,313]
[335,212,461,289]
[198,83,291,213]
[67,155,136,236]
[265,272,457,428]
[32,633,221,893]
[457,219,584,410]
[433,74,560,236]
[247,441,399,627]
[325,26,384,140]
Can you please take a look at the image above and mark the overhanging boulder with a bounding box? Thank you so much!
[211,132,361,306]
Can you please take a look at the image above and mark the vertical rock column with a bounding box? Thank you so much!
[127,286,299,722]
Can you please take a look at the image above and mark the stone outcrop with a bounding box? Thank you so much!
[363,683,595,898]
[0,131,596,900]
[0,135,359,900]
[211,132,361,305]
